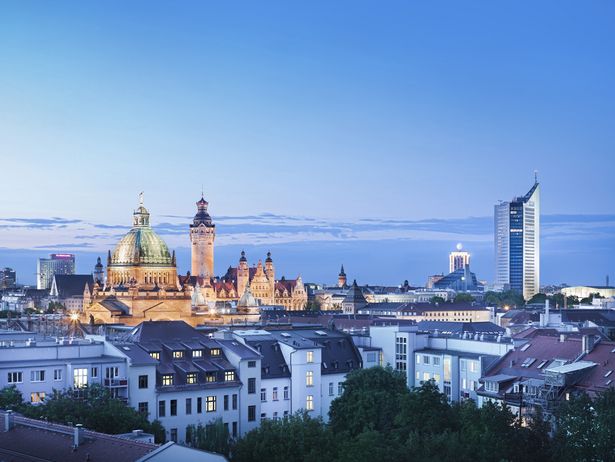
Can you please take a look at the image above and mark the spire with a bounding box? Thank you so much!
[133,193,150,228]
[534,169,538,185]
[339,265,346,276]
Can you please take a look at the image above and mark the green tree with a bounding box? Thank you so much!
[0,385,23,410]
[329,366,408,437]
[186,418,230,455]
[395,380,454,436]
[232,412,334,462]
[430,296,446,304]
[21,385,165,442]
[527,293,547,304]
[453,293,475,303]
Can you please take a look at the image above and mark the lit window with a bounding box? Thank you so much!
[192,350,203,358]
[186,373,197,384]
[423,372,430,382]
[162,374,174,386]
[173,351,184,359]
[74,368,88,388]
[307,351,313,363]
[210,348,221,357]
[225,371,235,381]
[306,371,313,387]
[306,395,314,411]
[206,372,216,383]
[150,352,160,360]
[30,392,45,403]
[206,396,217,412]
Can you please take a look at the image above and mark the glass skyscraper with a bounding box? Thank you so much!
[494,180,540,300]
[37,254,76,290]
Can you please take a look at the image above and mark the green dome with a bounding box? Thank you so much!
[110,202,173,267]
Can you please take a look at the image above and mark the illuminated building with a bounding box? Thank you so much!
[37,254,75,290]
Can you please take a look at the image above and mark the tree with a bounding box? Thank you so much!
[329,366,408,437]
[186,418,230,456]
[453,293,475,303]
[0,385,23,410]
[20,385,165,442]
[232,412,334,462]
[395,380,454,436]
[527,293,547,305]
[430,296,446,304]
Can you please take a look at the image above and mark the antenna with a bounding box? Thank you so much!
[534,170,538,184]
[139,191,144,206]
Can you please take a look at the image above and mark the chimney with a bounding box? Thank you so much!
[74,424,84,447]
[581,335,596,354]
[559,334,566,343]
[3,411,12,432]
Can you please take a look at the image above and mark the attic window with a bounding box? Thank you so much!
[537,360,548,369]
[210,348,221,356]
[605,370,613,378]
[150,352,160,360]
[607,380,613,386]
[173,351,184,359]
[192,350,203,358]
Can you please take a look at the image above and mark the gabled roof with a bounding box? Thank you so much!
[53,274,94,298]
[342,280,367,304]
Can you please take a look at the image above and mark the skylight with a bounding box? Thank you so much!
[604,370,613,378]
[520,343,531,352]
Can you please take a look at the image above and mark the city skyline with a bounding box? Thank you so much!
[1,2,614,286]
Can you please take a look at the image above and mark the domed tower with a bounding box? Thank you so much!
[93,256,104,284]
[338,265,347,288]
[265,251,275,292]
[107,195,177,289]
[237,250,249,298]
[190,195,216,278]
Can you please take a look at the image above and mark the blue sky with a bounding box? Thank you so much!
[0,1,613,286]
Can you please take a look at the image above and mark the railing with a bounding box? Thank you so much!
[104,378,128,387]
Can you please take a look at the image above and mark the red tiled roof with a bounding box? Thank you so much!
[574,341,615,396]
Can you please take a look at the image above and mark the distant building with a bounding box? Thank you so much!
[433,265,481,292]
[341,280,368,314]
[37,254,75,290]
[0,267,16,289]
[495,179,540,300]
[50,274,94,311]
[560,286,615,300]
[356,302,491,323]
[449,243,470,273]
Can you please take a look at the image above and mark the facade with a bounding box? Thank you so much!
[449,244,470,273]
[560,286,615,299]
[37,254,75,290]
[0,331,128,404]
[0,267,16,289]
[356,302,492,323]
[494,180,540,300]
[433,266,481,292]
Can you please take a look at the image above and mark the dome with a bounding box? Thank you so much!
[110,201,173,267]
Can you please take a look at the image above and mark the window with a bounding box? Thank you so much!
[306,371,313,387]
[187,372,197,384]
[225,371,235,381]
[273,411,278,420]
[206,372,216,383]
[30,392,45,403]
[30,370,45,382]
[423,355,430,365]
[138,402,149,415]
[272,387,278,401]
[170,399,177,416]
[460,359,466,371]
[248,378,256,394]
[91,367,98,378]
[232,422,238,437]
[8,372,23,383]
[261,412,267,421]
[74,368,88,388]
[307,351,314,363]
[396,337,408,372]
[150,352,160,360]
[248,405,256,422]
[338,383,343,395]
[433,373,441,383]
[415,355,421,364]
[485,381,499,393]
[224,395,229,411]
[210,348,221,357]
[138,375,149,389]
[283,386,289,400]
[328,382,334,396]
[261,388,267,402]
[462,378,467,389]
[248,360,256,368]
[206,396,217,412]
[186,398,192,415]
[306,395,314,411]
[53,369,62,381]
[423,372,430,382]
[162,374,174,386]
[232,394,238,410]
[173,351,184,359]
[192,349,203,358]
[197,397,202,413]
[170,428,177,443]
[159,400,166,417]
[433,357,441,366]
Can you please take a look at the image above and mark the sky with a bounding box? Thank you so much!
[0,1,613,286]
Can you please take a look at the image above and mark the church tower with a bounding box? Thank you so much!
[190,196,216,278]
[93,256,104,284]
[338,265,347,288]
[237,250,249,297]
[265,251,275,293]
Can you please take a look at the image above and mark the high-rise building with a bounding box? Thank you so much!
[449,243,470,273]
[494,179,540,300]
[0,267,17,289]
[37,254,75,290]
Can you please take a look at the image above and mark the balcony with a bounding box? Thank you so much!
[104,378,128,387]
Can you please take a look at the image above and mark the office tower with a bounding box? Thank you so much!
[449,243,470,273]
[37,254,76,290]
[0,267,17,289]
[494,179,540,300]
